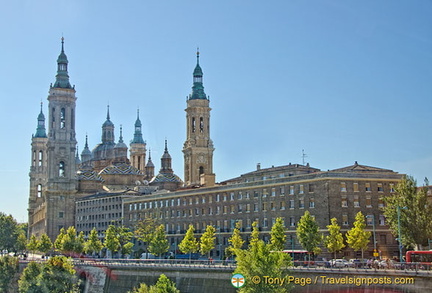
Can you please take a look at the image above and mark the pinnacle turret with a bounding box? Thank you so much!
[53,37,72,89]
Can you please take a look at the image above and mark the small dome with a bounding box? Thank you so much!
[115,141,128,149]
[151,173,183,183]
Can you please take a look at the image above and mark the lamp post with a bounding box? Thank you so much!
[366,215,377,258]
[397,206,407,262]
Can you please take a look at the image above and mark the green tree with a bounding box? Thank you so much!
[18,256,80,293]
[346,211,371,259]
[59,226,84,255]
[234,221,292,293]
[104,225,121,257]
[128,274,180,293]
[15,232,27,253]
[54,227,66,251]
[149,225,169,258]
[0,255,19,292]
[117,226,134,257]
[296,210,322,261]
[0,213,20,252]
[37,234,53,255]
[135,217,158,254]
[27,234,39,255]
[178,225,198,262]
[226,221,244,258]
[150,274,180,293]
[199,225,216,258]
[270,217,286,251]
[382,176,432,250]
[84,228,103,256]
[325,218,345,259]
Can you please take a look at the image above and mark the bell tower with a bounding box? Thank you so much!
[44,37,78,240]
[183,50,215,186]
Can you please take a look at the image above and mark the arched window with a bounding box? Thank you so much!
[33,151,36,166]
[199,166,204,175]
[60,108,66,129]
[59,161,66,177]
[38,151,43,166]
[200,117,204,132]
[192,117,196,133]
[37,184,42,198]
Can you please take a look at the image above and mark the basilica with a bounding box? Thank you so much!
[28,39,214,240]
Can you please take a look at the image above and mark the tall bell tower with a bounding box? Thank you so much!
[183,50,215,187]
[45,38,78,239]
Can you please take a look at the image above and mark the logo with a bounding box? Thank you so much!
[231,273,245,288]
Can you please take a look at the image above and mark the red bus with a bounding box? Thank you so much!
[405,251,432,263]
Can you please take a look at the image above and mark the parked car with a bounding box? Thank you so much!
[349,259,362,268]
[331,259,349,268]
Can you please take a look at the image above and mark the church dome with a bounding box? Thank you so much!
[151,173,183,183]
[99,163,142,175]
[76,170,104,181]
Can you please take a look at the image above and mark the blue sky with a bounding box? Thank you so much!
[0,1,431,222]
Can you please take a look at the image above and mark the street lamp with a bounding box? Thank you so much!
[397,206,408,263]
[366,215,377,258]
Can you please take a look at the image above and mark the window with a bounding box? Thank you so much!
[271,188,276,197]
[377,183,383,192]
[270,202,275,211]
[230,205,235,214]
[340,182,347,192]
[390,183,395,193]
[58,211,64,218]
[216,194,220,202]
[230,192,234,201]
[280,201,285,210]
[263,218,268,228]
[262,203,267,211]
[379,215,385,226]
[289,199,295,209]
[299,199,304,209]
[289,217,295,227]
[238,204,243,213]
[354,195,360,208]
[238,192,243,200]
[366,215,374,226]
[38,151,43,166]
[308,184,315,193]
[299,185,304,194]
[289,186,294,195]
[254,203,259,212]
[342,214,348,226]
[366,196,372,208]
[37,184,42,198]
[202,196,206,204]
[246,203,250,212]
[353,183,359,192]
[59,161,65,177]
[280,187,285,196]
[309,197,315,208]
[60,108,66,129]
[223,206,228,214]
[365,183,371,192]
[378,199,384,208]
[341,198,348,208]
[263,189,268,197]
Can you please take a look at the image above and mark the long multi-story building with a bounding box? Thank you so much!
[123,162,403,259]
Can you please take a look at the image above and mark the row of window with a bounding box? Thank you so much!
[77,197,122,207]
[76,204,121,214]
[341,196,385,208]
[340,182,395,193]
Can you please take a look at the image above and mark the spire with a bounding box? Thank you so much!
[131,108,145,144]
[53,37,72,89]
[80,134,93,167]
[101,105,115,143]
[160,140,173,173]
[190,49,207,100]
[119,125,124,143]
[34,102,47,138]
[75,145,81,165]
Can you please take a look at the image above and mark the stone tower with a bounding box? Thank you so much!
[28,103,49,238]
[183,51,215,187]
[129,109,146,172]
[29,38,78,240]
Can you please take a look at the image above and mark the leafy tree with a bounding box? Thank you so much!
[15,232,27,253]
[18,261,42,293]
[234,221,292,293]
[128,274,180,293]
[151,274,180,293]
[382,176,432,250]
[18,256,80,293]
[149,225,169,258]
[296,210,322,261]
[135,217,158,254]
[27,235,39,255]
[178,225,198,262]
[104,225,121,257]
[199,225,216,258]
[0,213,20,252]
[54,227,66,251]
[226,222,244,258]
[59,226,84,255]
[270,217,286,251]
[84,228,103,256]
[346,211,371,259]
[325,218,345,259]
[117,226,134,257]
[0,255,19,292]
[37,234,53,255]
